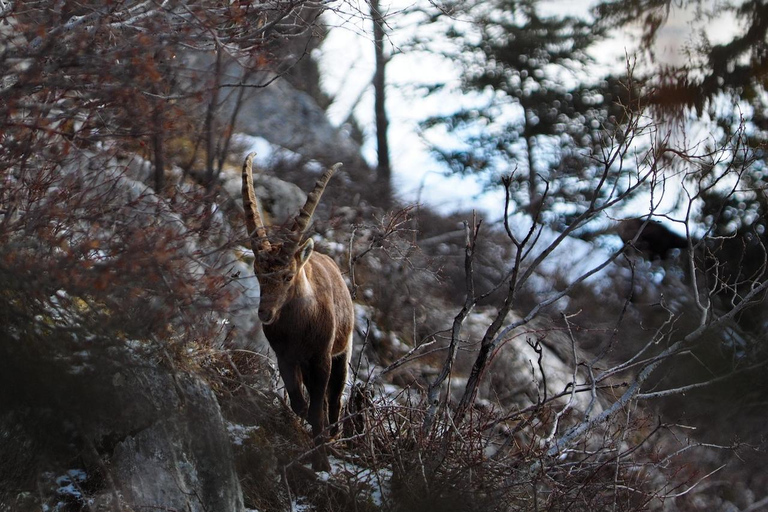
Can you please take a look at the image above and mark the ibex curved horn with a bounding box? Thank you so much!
[286,162,342,251]
[242,152,271,252]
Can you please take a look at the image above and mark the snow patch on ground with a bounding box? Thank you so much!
[226,421,260,446]
[324,456,393,508]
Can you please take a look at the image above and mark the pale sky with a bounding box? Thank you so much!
[317,0,736,219]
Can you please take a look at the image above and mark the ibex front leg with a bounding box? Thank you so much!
[327,351,350,437]
[305,354,332,471]
[277,358,308,419]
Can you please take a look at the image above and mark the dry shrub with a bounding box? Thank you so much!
[324,380,674,512]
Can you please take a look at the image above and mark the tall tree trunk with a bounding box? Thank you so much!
[526,134,538,217]
[371,0,391,202]
[204,45,222,190]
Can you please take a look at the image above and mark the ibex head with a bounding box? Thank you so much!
[241,152,341,325]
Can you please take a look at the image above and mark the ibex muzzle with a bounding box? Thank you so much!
[241,153,354,471]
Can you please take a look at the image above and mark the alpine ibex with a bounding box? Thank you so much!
[241,153,354,470]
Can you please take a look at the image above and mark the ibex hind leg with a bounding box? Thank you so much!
[327,351,349,437]
[277,358,308,419]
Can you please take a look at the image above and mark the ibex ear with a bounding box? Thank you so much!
[296,238,314,267]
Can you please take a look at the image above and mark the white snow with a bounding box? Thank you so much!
[226,421,260,446]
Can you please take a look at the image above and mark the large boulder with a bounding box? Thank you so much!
[230,78,367,171]
[178,49,370,178]
[109,367,244,512]
[0,339,244,512]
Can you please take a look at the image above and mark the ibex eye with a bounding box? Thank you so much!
[282,274,293,283]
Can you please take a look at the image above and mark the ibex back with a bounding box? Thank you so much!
[241,153,354,471]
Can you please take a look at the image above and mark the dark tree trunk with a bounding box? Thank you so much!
[371,0,392,202]
[526,134,538,217]
[204,45,222,190]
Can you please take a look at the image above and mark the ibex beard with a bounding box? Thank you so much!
[241,152,354,471]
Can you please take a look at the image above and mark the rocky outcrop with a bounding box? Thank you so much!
[458,308,602,416]
[109,367,244,512]
[0,339,244,512]
[178,49,371,181]
[230,77,369,172]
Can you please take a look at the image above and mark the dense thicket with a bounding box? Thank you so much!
[2,1,768,510]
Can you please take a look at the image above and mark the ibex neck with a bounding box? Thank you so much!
[280,266,316,319]
[292,266,313,299]
[266,267,318,337]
